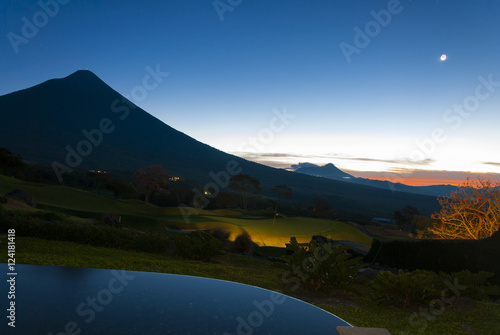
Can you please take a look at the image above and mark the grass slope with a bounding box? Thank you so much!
[199,216,372,247]
[1,236,498,335]
[0,175,372,248]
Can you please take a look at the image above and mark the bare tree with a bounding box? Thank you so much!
[422,178,500,239]
[271,184,293,224]
[132,165,169,203]
[229,174,261,210]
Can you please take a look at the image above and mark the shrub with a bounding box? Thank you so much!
[28,210,67,223]
[371,270,441,308]
[437,270,500,301]
[282,237,365,293]
[231,230,254,254]
[209,227,231,248]
[0,210,169,254]
[364,229,500,285]
[175,231,223,262]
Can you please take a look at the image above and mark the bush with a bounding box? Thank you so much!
[282,237,365,293]
[364,229,500,285]
[370,269,500,308]
[28,210,67,223]
[209,227,231,248]
[175,232,223,262]
[231,230,254,254]
[0,209,169,254]
[0,205,5,220]
[371,270,441,307]
[437,270,500,301]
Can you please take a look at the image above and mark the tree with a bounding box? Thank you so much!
[108,180,138,199]
[216,191,239,208]
[308,196,333,219]
[87,171,110,195]
[394,205,420,230]
[229,174,261,210]
[0,147,26,177]
[271,185,293,224]
[422,179,500,239]
[132,166,169,203]
[170,185,194,206]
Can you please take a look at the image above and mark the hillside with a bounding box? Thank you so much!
[0,174,371,247]
[0,71,440,217]
[294,162,458,197]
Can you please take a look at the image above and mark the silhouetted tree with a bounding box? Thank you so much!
[170,185,194,206]
[108,180,138,199]
[0,147,26,177]
[87,171,110,195]
[216,191,239,208]
[309,196,333,219]
[271,185,293,223]
[394,205,420,230]
[229,174,261,210]
[132,165,169,203]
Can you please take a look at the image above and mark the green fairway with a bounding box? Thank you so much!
[0,175,372,248]
[199,216,372,247]
[0,175,212,220]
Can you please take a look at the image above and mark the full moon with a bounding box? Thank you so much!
[440,54,447,61]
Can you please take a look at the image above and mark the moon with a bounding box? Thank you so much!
[440,54,447,61]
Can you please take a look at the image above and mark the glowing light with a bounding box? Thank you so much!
[440,54,447,61]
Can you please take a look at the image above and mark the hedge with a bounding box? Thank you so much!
[364,229,500,284]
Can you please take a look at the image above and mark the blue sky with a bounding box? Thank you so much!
[1,0,500,185]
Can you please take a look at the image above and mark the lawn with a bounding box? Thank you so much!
[0,175,372,248]
[5,176,497,333]
[1,235,498,335]
[198,216,372,247]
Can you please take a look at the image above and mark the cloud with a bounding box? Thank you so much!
[333,156,435,166]
[233,151,435,167]
[353,169,500,185]
[231,152,320,160]
[483,161,500,167]
[231,151,500,185]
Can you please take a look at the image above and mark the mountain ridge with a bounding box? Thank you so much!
[292,162,458,197]
[0,70,440,217]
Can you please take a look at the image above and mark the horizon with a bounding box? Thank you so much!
[2,0,500,186]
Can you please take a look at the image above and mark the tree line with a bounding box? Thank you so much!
[2,146,498,239]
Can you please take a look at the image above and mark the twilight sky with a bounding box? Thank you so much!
[1,0,500,185]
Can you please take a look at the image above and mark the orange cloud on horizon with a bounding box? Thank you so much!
[349,170,500,187]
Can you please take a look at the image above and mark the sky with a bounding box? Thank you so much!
[1,0,500,186]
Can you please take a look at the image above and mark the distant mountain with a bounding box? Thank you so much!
[0,70,440,217]
[293,163,355,181]
[293,162,457,197]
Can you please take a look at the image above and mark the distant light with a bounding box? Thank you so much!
[440,54,447,61]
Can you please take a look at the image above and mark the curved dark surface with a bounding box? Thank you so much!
[1,263,351,334]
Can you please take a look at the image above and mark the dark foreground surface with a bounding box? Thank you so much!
[1,263,351,334]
